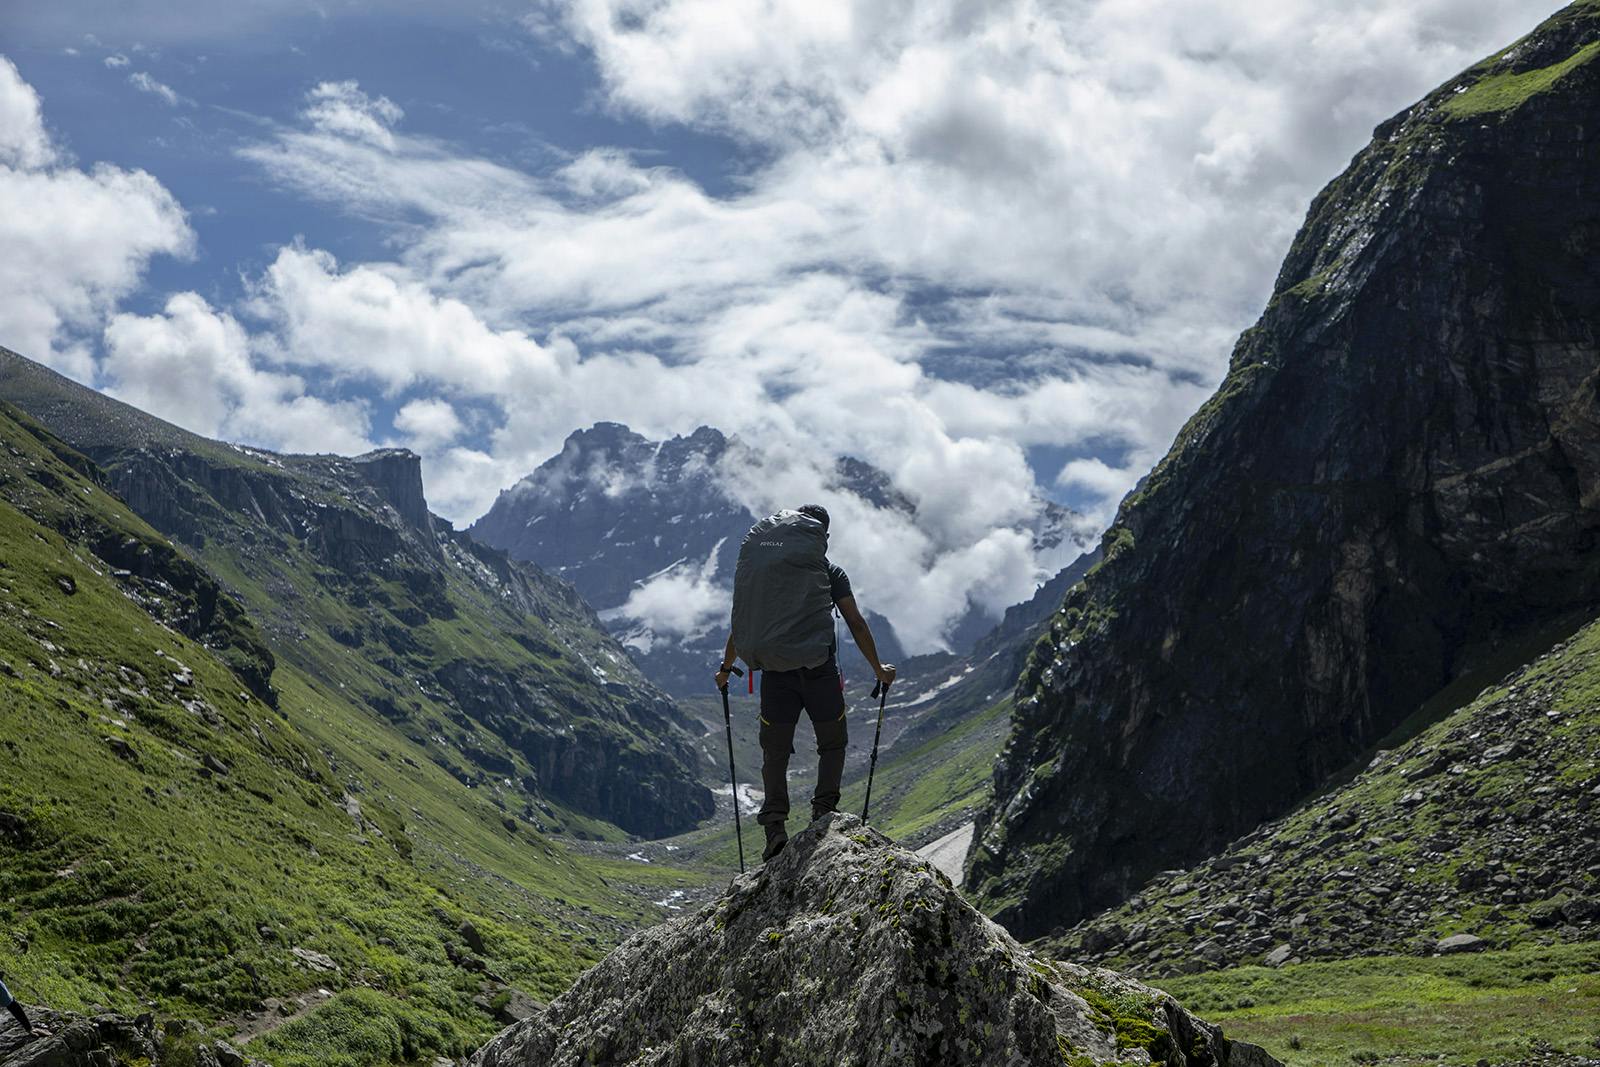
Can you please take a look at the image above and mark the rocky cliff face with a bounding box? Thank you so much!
[0,350,712,837]
[470,814,1279,1067]
[971,3,1600,938]
[1056,612,1600,976]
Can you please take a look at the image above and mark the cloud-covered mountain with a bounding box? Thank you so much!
[469,422,1088,694]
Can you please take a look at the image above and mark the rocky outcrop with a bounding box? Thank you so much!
[352,448,434,534]
[0,1011,260,1067]
[1053,615,1600,977]
[0,1013,161,1067]
[471,814,1278,1067]
[971,3,1600,937]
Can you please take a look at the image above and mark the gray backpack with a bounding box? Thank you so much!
[731,510,834,672]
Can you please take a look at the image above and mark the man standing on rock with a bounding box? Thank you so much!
[716,504,896,862]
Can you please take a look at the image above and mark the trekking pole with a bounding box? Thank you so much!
[861,676,891,823]
[720,666,747,873]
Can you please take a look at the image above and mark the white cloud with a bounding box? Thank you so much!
[303,80,404,150]
[602,543,727,643]
[102,292,374,455]
[393,397,465,451]
[1057,457,1143,501]
[0,56,192,379]
[9,0,1523,652]
[104,53,129,68]
[0,56,56,169]
[250,244,564,397]
[215,0,1559,648]
[128,71,185,107]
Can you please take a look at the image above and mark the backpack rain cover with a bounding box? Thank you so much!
[730,510,834,672]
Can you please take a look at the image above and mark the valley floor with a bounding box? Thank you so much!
[1157,942,1600,1067]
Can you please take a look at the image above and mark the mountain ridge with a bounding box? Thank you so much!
[0,346,712,837]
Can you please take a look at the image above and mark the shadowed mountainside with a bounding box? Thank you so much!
[972,1,1600,937]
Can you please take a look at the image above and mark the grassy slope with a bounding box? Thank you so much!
[1161,944,1600,1066]
[0,406,705,1066]
[0,345,710,843]
[1048,612,1600,1065]
[1058,616,1600,975]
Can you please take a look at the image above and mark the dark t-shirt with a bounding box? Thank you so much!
[824,562,851,663]
[827,562,852,605]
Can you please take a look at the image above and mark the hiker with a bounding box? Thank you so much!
[716,504,895,862]
[0,974,49,1040]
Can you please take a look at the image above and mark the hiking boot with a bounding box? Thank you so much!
[762,823,788,861]
[810,804,838,824]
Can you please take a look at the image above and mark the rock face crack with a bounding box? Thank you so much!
[471,815,1277,1067]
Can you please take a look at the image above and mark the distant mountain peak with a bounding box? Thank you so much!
[473,418,1087,693]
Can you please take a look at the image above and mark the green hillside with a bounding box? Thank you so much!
[0,346,712,842]
[0,402,708,1066]
[1054,612,1600,976]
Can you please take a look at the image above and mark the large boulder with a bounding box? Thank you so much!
[471,815,1278,1067]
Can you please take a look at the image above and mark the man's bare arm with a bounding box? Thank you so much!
[836,596,895,686]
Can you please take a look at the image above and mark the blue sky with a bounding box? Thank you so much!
[0,0,1563,650]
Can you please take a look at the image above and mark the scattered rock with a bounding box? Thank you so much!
[1562,897,1599,924]
[1263,943,1293,967]
[492,987,541,1026]
[102,736,138,763]
[1435,933,1487,954]
[1481,741,1521,762]
[1081,923,1125,954]
[444,941,488,973]
[290,946,339,972]
[212,1039,248,1067]
[458,918,487,955]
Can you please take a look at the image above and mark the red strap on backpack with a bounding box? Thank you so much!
[748,670,754,695]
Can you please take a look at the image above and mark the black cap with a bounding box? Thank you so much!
[797,504,830,530]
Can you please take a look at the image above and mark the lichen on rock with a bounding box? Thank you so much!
[470,815,1276,1067]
